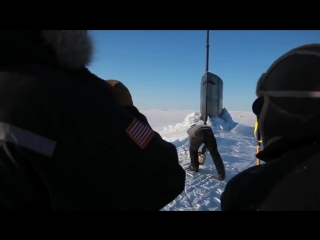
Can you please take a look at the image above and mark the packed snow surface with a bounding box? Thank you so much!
[139,108,257,211]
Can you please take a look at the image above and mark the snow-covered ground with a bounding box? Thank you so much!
[139,108,257,211]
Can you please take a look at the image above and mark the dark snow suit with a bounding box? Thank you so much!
[187,124,225,179]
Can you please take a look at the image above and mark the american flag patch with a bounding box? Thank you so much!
[126,118,155,149]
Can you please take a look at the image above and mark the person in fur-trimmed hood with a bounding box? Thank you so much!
[0,30,185,211]
[220,43,320,211]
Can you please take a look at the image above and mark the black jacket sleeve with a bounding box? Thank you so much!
[107,105,186,210]
[104,98,185,210]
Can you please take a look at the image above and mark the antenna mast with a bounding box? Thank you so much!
[203,30,210,125]
[206,30,209,72]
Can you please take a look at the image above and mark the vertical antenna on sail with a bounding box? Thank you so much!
[204,30,210,124]
[206,30,209,72]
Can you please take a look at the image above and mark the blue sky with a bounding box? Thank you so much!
[88,30,320,111]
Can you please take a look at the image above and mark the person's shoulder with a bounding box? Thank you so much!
[260,146,320,210]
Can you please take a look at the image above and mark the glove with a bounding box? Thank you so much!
[218,174,225,181]
[106,79,133,107]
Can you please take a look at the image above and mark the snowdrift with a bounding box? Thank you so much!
[161,112,202,134]
[207,108,237,131]
[159,108,254,145]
